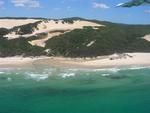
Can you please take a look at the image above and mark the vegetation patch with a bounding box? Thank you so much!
[1,18,150,57]
[46,23,150,57]
[9,21,42,35]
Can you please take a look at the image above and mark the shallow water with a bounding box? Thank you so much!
[0,66,150,113]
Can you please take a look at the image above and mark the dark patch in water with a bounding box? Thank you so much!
[77,78,97,84]
[69,77,98,85]
[1,86,114,99]
[106,75,127,80]
[0,76,8,80]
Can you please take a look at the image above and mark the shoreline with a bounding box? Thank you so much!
[0,53,150,69]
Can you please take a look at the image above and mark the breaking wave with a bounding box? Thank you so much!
[59,73,76,78]
[0,65,150,81]
[25,72,50,81]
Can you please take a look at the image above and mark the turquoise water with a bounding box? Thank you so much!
[0,66,150,113]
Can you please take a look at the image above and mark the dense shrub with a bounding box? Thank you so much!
[0,37,46,57]
[0,28,9,36]
[0,17,150,57]
[46,24,150,57]
[10,21,42,35]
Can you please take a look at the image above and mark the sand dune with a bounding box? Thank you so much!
[29,20,102,47]
[0,19,39,29]
[5,20,103,39]
[3,19,103,46]
[28,31,68,47]
[35,20,102,33]
[143,34,150,41]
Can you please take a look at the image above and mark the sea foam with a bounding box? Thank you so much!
[60,73,76,78]
[26,73,49,81]
[0,71,4,74]
[101,73,110,76]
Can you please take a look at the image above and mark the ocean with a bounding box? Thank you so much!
[0,66,150,113]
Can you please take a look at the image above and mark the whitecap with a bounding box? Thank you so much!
[127,66,150,70]
[26,73,49,81]
[91,66,150,73]
[92,68,120,73]
[0,71,5,74]
[101,73,110,77]
[107,68,120,73]
[7,77,12,81]
[60,73,75,78]
[68,68,79,72]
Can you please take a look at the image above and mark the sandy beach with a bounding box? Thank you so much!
[0,53,150,69]
[0,56,47,68]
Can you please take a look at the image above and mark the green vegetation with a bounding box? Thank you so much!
[10,21,42,35]
[27,33,48,41]
[0,20,42,37]
[62,17,86,24]
[0,28,9,36]
[0,37,46,57]
[46,23,150,57]
[0,17,150,57]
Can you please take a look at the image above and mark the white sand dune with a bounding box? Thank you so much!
[28,31,68,47]
[5,20,103,38]
[0,19,39,29]
[143,34,150,41]
[29,20,103,47]
[3,19,103,47]
[35,20,102,33]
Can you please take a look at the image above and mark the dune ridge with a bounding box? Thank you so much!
[1,19,103,47]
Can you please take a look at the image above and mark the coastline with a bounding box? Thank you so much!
[0,53,150,69]
[0,56,48,68]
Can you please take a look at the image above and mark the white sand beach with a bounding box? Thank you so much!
[0,56,47,68]
[0,53,150,69]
